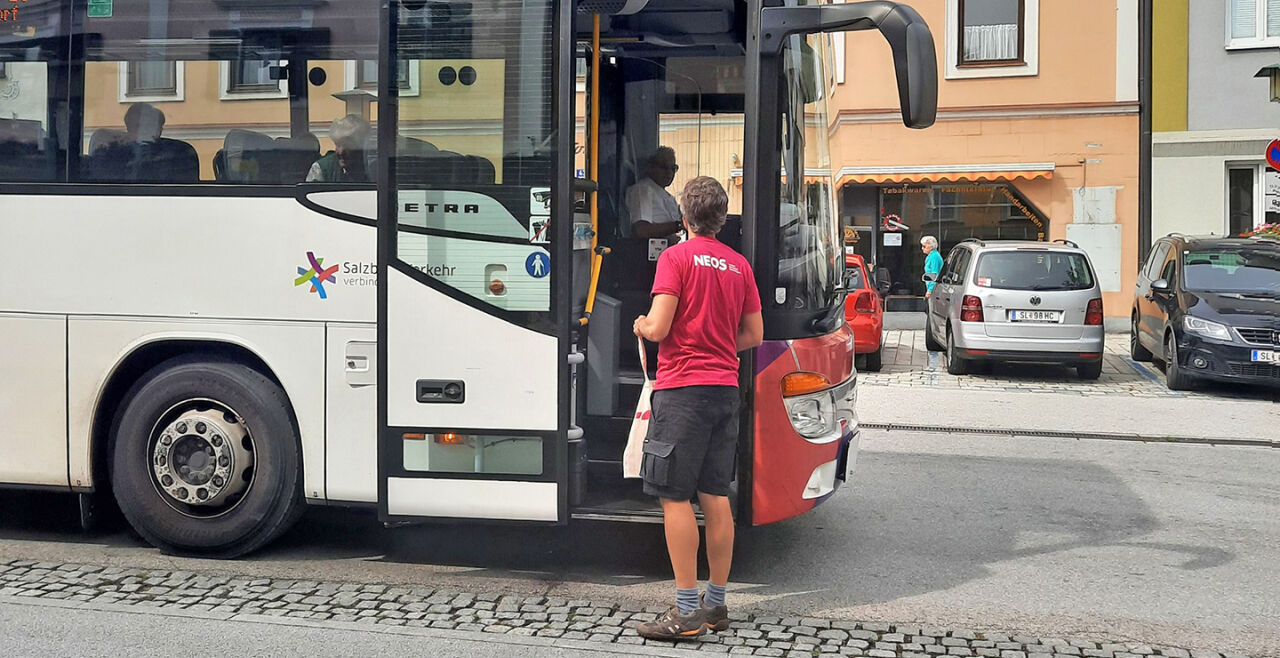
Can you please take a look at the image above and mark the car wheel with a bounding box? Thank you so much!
[924,315,943,352]
[945,329,969,375]
[1077,360,1103,380]
[1164,334,1193,391]
[1130,313,1152,362]
[864,346,883,372]
[109,356,304,558]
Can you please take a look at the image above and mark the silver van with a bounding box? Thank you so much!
[924,239,1106,379]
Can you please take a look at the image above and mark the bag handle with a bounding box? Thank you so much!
[638,337,651,382]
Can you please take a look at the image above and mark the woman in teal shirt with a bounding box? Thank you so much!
[922,235,943,298]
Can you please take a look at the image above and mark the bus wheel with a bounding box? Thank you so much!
[109,356,303,558]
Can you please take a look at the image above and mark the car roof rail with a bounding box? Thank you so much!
[1052,238,1079,248]
[959,237,984,247]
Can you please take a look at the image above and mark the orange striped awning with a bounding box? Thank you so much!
[834,164,1054,187]
[729,168,831,186]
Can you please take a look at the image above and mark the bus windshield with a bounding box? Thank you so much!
[776,31,838,313]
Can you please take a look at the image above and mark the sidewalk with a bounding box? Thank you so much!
[2,559,1264,658]
[856,331,1279,445]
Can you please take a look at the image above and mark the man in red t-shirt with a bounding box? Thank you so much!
[632,176,763,640]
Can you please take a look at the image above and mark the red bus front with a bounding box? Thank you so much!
[748,327,859,525]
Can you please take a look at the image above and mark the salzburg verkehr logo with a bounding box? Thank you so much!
[295,251,339,299]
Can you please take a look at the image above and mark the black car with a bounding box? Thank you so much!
[1131,234,1280,390]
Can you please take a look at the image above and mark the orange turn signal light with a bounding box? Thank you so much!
[402,433,427,441]
[435,432,467,445]
[781,372,831,397]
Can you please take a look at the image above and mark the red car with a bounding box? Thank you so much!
[844,254,884,371]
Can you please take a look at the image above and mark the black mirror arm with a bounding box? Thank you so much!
[759,1,937,128]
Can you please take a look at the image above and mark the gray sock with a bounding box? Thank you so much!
[705,582,727,608]
[676,587,700,614]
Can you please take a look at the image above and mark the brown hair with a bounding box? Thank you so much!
[679,176,729,235]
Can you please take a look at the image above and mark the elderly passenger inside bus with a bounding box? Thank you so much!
[306,115,372,183]
[625,146,684,239]
[123,103,166,143]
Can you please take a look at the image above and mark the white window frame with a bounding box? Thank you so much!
[944,0,1039,80]
[1224,162,1274,233]
[218,60,288,101]
[1226,0,1280,50]
[117,61,185,103]
[343,60,420,97]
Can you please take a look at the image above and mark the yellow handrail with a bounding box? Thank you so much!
[580,14,609,327]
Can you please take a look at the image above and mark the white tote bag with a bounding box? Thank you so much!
[622,338,653,479]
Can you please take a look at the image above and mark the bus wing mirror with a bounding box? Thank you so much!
[760,1,938,128]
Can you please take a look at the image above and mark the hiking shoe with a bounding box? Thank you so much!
[635,606,713,640]
[699,593,730,631]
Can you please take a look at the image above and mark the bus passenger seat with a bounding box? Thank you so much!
[0,119,56,182]
[221,129,276,183]
[467,155,496,184]
[142,139,200,183]
[274,133,321,184]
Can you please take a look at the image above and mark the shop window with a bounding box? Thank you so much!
[1228,0,1280,48]
[945,0,1038,79]
[864,182,1049,299]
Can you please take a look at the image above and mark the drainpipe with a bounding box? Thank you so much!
[1138,0,1153,262]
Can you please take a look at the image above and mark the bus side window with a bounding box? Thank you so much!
[0,61,61,183]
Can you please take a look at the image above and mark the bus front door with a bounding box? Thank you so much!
[376,0,572,524]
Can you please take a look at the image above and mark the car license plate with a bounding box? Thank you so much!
[1010,310,1061,323]
[1252,350,1280,364]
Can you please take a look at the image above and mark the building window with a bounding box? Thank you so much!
[1227,164,1280,234]
[124,61,177,96]
[118,61,184,102]
[958,0,1023,66]
[355,60,412,90]
[1228,0,1280,48]
[945,0,1039,80]
[345,60,419,97]
[228,60,282,94]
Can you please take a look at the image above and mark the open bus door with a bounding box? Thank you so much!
[376,0,575,524]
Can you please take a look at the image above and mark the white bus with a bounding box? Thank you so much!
[0,0,935,557]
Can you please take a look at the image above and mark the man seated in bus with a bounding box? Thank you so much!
[123,103,166,144]
[625,146,684,239]
[306,115,372,183]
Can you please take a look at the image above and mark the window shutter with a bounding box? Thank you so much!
[1233,0,1258,39]
[1268,0,1280,36]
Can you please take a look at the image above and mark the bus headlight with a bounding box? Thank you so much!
[782,374,855,441]
[785,396,831,438]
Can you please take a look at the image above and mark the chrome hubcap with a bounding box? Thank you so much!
[152,406,253,509]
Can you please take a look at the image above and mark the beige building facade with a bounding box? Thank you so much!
[827,0,1139,318]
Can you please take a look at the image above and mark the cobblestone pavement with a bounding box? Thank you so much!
[0,559,1261,658]
[861,331,1278,400]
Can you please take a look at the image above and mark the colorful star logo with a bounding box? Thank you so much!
[295,251,339,299]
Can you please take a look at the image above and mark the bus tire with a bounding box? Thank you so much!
[109,355,303,558]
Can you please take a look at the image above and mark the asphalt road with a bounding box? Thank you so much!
[1,431,1276,656]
